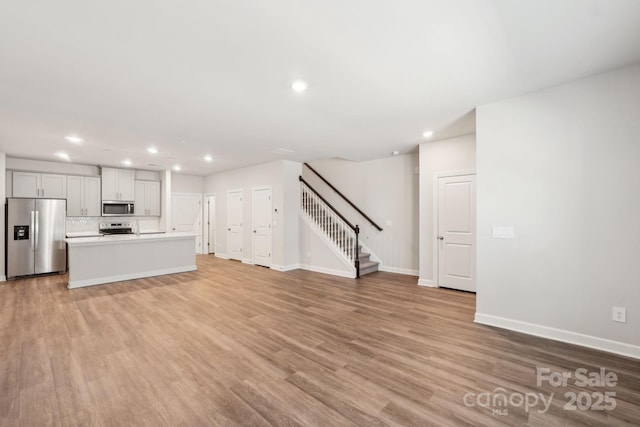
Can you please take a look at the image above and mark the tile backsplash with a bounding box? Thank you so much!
[66,216,162,233]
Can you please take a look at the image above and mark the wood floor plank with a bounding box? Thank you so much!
[0,255,638,426]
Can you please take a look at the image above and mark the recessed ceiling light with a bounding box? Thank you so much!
[204,155,213,162]
[391,150,400,156]
[121,159,132,166]
[55,151,70,160]
[173,165,181,171]
[147,147,158,154]
[291,80,308,92]
[422,130,434,138]
[65,135,83,144]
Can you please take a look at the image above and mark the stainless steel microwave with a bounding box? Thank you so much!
[102,201,135,216]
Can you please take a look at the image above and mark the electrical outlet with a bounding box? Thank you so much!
[612,307,626,323]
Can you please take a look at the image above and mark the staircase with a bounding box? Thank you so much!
[300,177,379,277]
[358,248,379,276]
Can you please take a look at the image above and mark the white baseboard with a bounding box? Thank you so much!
[299,264,355,279]
[474,313,640,360]
[0,275,5,282]
[215,253,229,260]
[242,258,254,265]
[378,266,419,276]
[271,264,301,272]
[68,265,197,289]
[417,278,436,287]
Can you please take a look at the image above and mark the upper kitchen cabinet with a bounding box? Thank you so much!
[101,167,135,201]
[67,176,101,216]
[134,180,161,216]
[13,172,67,198]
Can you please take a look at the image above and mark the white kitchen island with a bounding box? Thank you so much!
[66,232,197,289]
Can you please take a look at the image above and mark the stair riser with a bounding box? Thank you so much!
[360,266,378,276]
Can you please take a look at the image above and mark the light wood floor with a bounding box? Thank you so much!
[1,255,638,426]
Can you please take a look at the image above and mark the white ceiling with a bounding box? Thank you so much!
[1,0,640,176]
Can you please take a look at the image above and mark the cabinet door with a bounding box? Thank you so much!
[66,176,84,216]
[145,181,161,216]
[101,168,119,200]
[118,169,135,201]
[134,181,146,215]
[41,174,67,198]
[84,177,102,216]
[13,172,40,197]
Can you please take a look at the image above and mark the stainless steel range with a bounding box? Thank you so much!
[99,222,133,235]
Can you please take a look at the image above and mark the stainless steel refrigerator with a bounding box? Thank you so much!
[6,198,67,279]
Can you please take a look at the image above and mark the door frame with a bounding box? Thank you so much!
[251,185,273,267]
[171,192,203,254]
[204,192,216,255]
[433,169,476,288]
[226,188,244,261]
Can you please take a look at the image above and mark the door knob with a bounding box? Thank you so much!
[253,230,256,233]
[437,236,444,240]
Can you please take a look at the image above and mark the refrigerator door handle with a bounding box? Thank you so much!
[30,210,36,252]
[34,210,39,252]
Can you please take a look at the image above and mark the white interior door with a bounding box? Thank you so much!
[207,195,216,254]
[437,174,476,292]
[252,187,272,267]
[171,193,202,254]
[226,190,243,261]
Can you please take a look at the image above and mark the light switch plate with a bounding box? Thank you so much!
[492,226,515,239]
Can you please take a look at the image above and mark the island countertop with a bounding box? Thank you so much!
[66,232,197,288]
[66,231,195,245]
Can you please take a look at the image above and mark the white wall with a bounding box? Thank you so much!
[204,160,301,268]
[298,215,355,278]
[418,135,476,285]
[172,173,204,194]
[283,161,302,269]
[476,63,640,357]
[305,154,419,275]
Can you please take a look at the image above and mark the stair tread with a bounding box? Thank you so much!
[360,260,379,268]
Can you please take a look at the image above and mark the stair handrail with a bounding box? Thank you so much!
[299,176,360,278]
[303,163,383,231]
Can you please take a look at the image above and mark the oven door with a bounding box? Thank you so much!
[102,202,134,216]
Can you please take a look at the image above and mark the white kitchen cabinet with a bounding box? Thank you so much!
[67,176,101,216]
[101,167,135,201]
[135,180,161,216]
[13,171,67,198]
[84,177,101,216]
